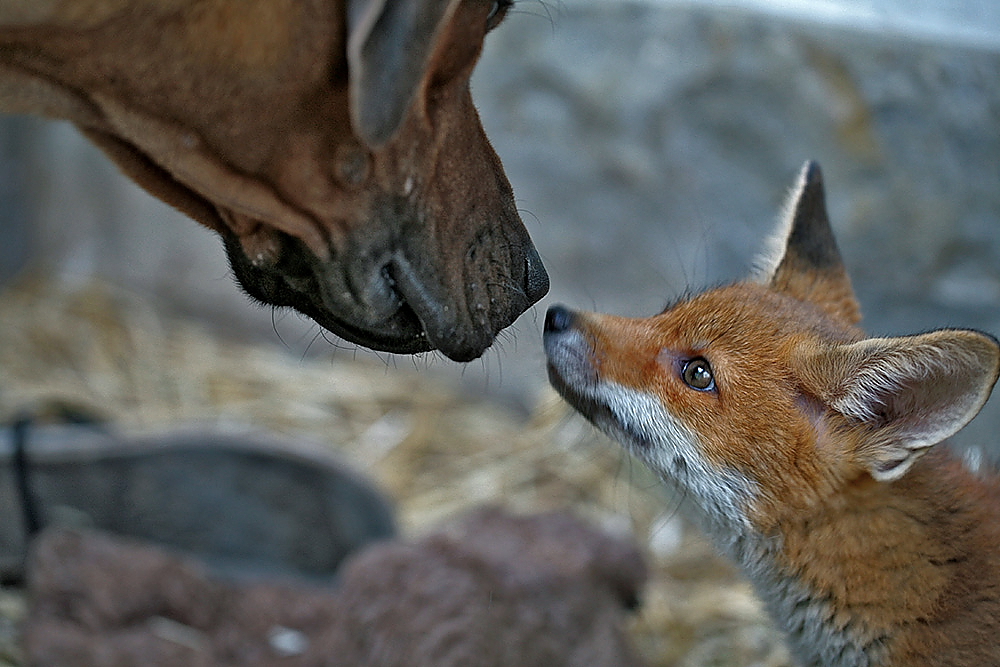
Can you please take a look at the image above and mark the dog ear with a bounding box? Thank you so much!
[347,0,459,148]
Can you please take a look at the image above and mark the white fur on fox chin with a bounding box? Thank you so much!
[590,380,757,537]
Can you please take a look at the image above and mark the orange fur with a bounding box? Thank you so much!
[544,162,1000,666]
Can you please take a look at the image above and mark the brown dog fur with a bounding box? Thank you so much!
[0,0,548,360]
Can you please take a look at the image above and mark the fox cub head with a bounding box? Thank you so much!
[544,161,1000,534]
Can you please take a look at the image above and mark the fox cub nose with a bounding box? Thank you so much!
[544,305,575,333]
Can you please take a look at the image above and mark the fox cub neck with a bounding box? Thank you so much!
[544,161,1000,667]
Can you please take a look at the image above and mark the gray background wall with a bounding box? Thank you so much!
[1,0,998,448]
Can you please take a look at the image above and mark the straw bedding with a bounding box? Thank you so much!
[0,277,789,666]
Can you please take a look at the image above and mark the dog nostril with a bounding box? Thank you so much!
[523,246,549,303]
[544,305,574,333]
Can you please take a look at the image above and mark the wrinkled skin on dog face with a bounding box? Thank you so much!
[0,0,548,361]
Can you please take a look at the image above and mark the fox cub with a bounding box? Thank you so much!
[544,162,1000,667]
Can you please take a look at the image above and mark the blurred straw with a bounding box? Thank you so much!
[0,276,789,667]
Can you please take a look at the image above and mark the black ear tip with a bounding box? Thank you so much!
[802,160,823,187]
[792,160,828,214]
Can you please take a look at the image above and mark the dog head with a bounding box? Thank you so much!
[3,0,547,361]
[224,0,549,361]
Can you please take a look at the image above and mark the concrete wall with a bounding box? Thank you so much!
[1,0,998,445]
[473,0,1000,443]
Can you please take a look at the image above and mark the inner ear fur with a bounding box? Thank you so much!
[795,329,1000,482]
[757,161,862,325]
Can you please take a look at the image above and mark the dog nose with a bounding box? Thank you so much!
[524,246,549,304]
[544,305,574,333]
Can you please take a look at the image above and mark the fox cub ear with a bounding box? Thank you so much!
[757,161,862,325]
[796,330,1000,481]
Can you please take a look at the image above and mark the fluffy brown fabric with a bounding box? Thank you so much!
[24,506,647,666]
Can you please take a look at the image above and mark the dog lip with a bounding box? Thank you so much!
[387,255,493,362]
[343,258,406,324]
[223,230,434,355]
[283,248,503,362]
[224,221,539,362]
[300,299,433,355]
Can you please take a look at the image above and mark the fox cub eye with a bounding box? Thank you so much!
[682,358,715,391]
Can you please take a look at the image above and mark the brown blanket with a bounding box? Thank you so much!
[24,506,647,666]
